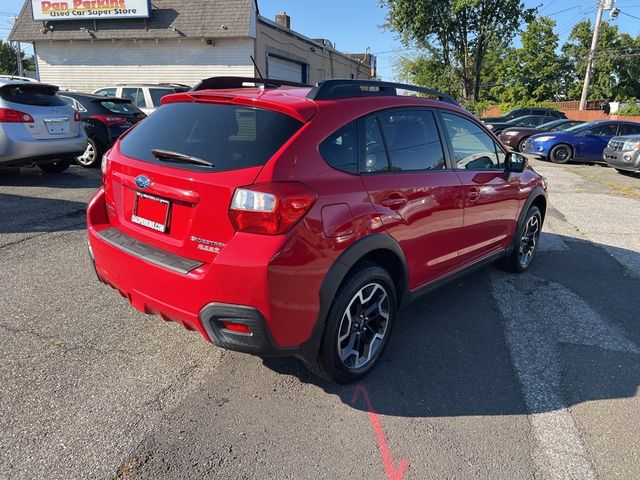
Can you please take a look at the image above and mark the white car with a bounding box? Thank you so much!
[92,84,190,115]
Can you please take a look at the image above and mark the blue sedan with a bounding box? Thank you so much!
[523,120,640,163]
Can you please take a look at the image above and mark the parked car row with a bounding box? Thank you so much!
[0,79,190,173]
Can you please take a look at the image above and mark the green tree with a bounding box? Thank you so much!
[0,40,34,76]
[382,0,536,100]
[562,20,620,100]
[488,17,564,102]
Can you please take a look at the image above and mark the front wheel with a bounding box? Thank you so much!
[499,206,542,273]
[312,263,397,384]
[38,159,70,173]
[550,144,573,164]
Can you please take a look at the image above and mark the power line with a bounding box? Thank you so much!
[620,11,640,20]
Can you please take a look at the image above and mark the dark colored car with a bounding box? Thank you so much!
[499,119,584,152]
[482,107,566,123]
[87,78,547,383]
[59,92,146,168]
[485,115,554,135]
[523,120,640,163]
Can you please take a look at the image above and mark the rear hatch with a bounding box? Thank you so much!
[104,101,304,263]
[0,83,80,139]
[94,98,147,126]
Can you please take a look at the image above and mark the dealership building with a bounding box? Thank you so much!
[9,0,375,91]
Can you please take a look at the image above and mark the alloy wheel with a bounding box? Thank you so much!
[77,141,97,167]
[337,282,390,370]
[518,214,540,268]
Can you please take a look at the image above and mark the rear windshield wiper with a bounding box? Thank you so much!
[151,149,214,168]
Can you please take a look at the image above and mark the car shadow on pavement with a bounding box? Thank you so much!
[0,166,101,189]
[0,193,89,234]
[264,232,640,417]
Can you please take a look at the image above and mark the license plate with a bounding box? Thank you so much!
[44,118,70,135]
[131,192,170,233]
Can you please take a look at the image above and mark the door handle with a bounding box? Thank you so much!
[381,193,407,209]
[467,187,480,202]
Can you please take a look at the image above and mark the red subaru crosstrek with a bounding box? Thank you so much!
[87,78,547,383]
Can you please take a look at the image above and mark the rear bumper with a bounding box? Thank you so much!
[86,188,326,359]
[0,128,88,164]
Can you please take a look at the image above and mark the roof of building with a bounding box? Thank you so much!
[9,0,254,42]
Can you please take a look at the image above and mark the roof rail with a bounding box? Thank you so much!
[307,79,459,105]
[191,76,310,91]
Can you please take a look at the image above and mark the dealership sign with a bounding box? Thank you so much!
[31,0,151,21]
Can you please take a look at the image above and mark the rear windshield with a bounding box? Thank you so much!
[0,84,66,106]
[99,101,142,115]
[119,103,303,172]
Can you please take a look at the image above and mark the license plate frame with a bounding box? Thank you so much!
[44,117,70,135]
[131,192,171,233]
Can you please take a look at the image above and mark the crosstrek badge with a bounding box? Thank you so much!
[32,0,150,21]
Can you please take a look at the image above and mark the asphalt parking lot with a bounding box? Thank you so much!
[0,160,638,480]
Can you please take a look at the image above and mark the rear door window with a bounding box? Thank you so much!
[121,88,148,109]
[617,124,640,136]
[377,110,446,171]
[119,103,303,172]
[0,84,66,106]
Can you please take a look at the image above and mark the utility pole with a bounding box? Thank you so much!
[15,41,24,76]
[579,0,606,110]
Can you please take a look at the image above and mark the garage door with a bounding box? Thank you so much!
[267,55,306,83]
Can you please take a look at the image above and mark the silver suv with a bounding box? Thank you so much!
[0,80,87,173]
[603,134,640,175]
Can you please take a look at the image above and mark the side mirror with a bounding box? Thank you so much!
[505,152,527,174]
[579,130,593,136]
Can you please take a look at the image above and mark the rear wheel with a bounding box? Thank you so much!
[550,144,573,164]
[311,263,397,384]
[38,159,70,173]
[500,206,542,273]
[76,138,102,168]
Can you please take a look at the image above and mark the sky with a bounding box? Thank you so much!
[1,0,639,80]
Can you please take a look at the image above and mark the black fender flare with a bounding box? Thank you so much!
[298,233,408,362]
[508,187,547,254]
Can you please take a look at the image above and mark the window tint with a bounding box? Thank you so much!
[442,113,501,170]
[531,109,546,116]
[618,124,640,136]
[121,88,147,109]
[591,124,617,136]
[0,84,66,106]
[319,121,359,174]
[363,117,390,173]
[95,88,116,97]
[119,103,302,172]
[149,88,174,107]
[377,110,445,171]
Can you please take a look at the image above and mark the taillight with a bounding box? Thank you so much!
[229,182,317,235]
[90,114,128,126]
[101,150,111,181]
[74,111,82,122]
[0,108,34,123]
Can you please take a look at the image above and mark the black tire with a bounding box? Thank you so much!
[518,137,530,153]
[550,144,573,164]
[38,159,70,173]
[76,138,102,168]
[499,206,542,273]
[310,263,397,384]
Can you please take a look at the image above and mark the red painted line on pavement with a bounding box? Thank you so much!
[352,384,410,480]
